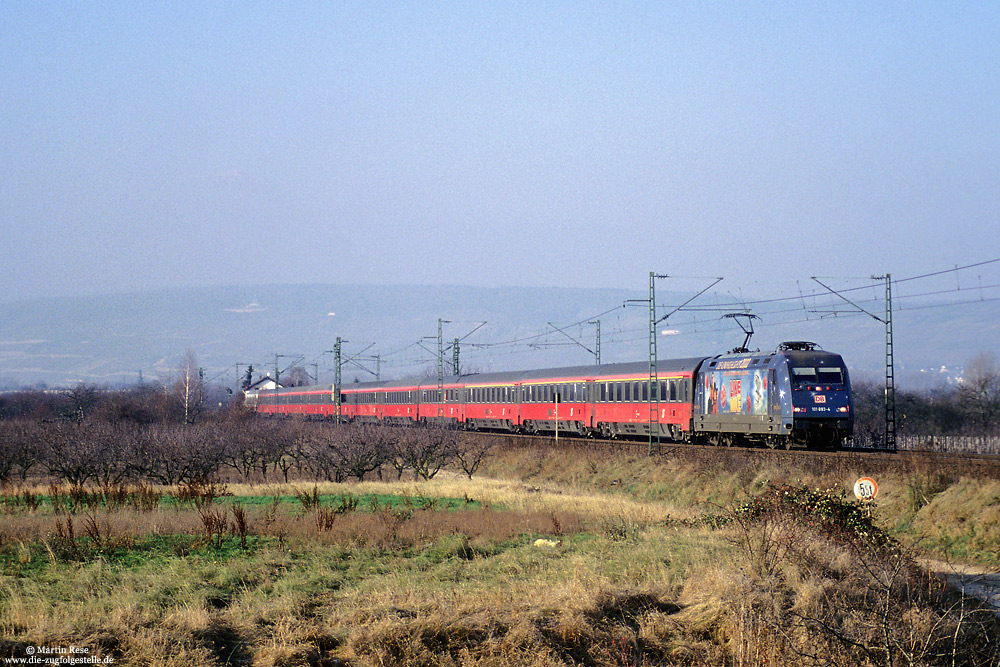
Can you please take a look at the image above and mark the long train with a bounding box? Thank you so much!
[245,341,853,449]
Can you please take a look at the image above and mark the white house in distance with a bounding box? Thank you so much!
[245,376,283,392]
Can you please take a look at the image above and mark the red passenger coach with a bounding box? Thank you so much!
[248,357,707,441]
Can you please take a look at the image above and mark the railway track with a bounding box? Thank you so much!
[480,430,1000,474]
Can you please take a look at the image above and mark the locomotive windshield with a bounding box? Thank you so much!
[792,366,845,385]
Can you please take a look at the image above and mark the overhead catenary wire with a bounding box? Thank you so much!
[242,257,999,383]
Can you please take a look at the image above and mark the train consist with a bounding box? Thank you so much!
[246,341,853,449]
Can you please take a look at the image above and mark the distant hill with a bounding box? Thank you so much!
[1,283,996,390]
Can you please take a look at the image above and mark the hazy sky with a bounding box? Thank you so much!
[3,2,999,303]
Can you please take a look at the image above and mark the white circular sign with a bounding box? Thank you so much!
[853,477,878,501]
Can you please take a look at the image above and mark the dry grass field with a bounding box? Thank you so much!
[1,439,999,666]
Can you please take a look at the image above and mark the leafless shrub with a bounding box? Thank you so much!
[295,485,321,511]
[314,506,338,532]
[174,479,231,509]
[199,507,229,548]
[714,486,1000,667]
[53,514,79,559]
[130,483,162,512]
[230,504,249,549]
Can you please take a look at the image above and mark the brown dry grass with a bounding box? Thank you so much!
[2,441,1000,666]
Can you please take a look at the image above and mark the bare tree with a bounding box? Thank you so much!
[959,351,1000,436]
[282,366,312,387]
[67,383,100,423]
[41,422,99,485]
[174,350,205,424]
[144,424,226,485]
[0,420,43,481]
[331,424,393,481]
[89,422,133,486]
[298,425,346,482]
[394,427,457,480]
[454,433,495,479]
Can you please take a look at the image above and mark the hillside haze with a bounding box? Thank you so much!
[1,284,996,390]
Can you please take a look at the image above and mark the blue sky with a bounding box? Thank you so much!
[3,2,998,303]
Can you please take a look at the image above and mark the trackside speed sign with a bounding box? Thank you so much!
[853,477,878,501]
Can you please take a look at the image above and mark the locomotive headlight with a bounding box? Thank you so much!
[837,406,850,413]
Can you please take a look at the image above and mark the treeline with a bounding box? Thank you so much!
[0,417,494,487]
[0,385,493,486]
[852,370,1000,444]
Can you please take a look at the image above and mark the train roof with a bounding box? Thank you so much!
[336,356,709,391]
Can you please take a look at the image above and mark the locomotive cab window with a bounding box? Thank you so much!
[792,367,845,385]
[818,367,845,384]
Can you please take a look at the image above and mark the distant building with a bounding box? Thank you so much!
[245,376,283,392]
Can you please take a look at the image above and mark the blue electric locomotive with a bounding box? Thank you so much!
[692,341,852,448]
